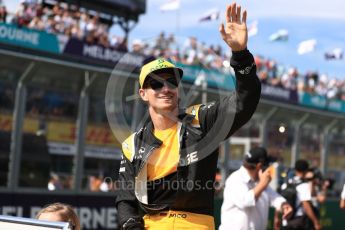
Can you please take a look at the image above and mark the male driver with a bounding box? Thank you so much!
[219,147,293,230]
[115,2,261,229]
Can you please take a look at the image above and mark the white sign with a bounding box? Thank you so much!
[0,215,70,230]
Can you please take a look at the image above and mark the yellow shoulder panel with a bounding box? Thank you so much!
[121,133,136,161]
[186,104,202,127]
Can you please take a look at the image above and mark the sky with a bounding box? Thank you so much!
[4,0,345,80]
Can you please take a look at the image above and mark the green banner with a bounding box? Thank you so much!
[299,92,345,114]
[0,23,59,53]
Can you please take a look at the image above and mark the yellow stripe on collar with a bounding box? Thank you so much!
[122,133,136,161]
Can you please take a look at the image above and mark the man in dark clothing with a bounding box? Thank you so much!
[281,160,321,230]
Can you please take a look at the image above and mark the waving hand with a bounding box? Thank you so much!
[219,2,248,52]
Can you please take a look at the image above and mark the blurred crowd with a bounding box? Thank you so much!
[130,32,230,70]
[47,173,113,192]
[130,32,345,101]
[255,55,345,101]
[8,0,128,51]
[131,32,345,101]
[1,1,344,103]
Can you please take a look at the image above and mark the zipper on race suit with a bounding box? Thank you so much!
[137,146,156,175]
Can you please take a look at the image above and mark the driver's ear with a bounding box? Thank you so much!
[139,88,148,102]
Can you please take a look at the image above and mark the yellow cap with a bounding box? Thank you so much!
[139,58,183,88]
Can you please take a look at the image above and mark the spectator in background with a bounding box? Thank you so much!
[88,175,103,192]
[154,31,168,51]
[220,147,292,230]
[28,16,44,30]
[166,33,178,51]
[327,79,339,99]
[47,173,63,191]
[267,59,278,79]
[281,67,298,90]
[100,177,111,192]
[88,174,112,192]
[304,168,329,219]
[0,6,7,22]
[340,183,345,210]
[98,32,110,48]
[258,71,269,84]
[183,36,199,64]
[304,72,319,93]
[315,74,328,97]
[116,37,128,52]
[131,39,144,54]
[36,203,80,230]
[281,159,321,230]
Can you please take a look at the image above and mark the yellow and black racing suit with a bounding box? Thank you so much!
[115,49,261,229]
